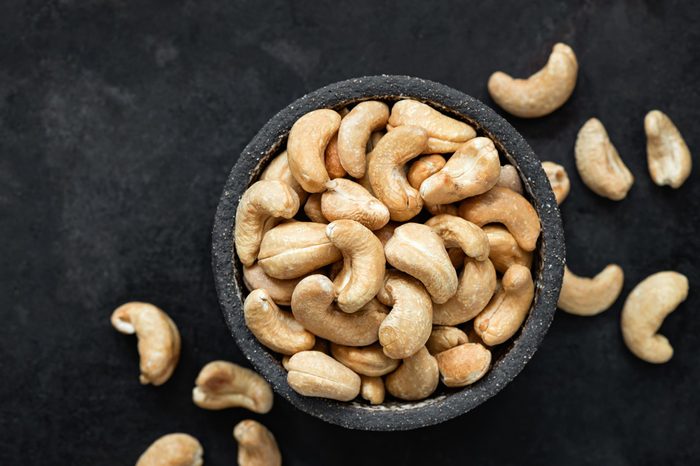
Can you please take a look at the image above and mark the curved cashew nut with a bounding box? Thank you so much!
[303,194,328,224]
[360,375,385,405]
[558,265,624,316]
[287,109,342,193]
[436,343,491,387]
[474,264,535,346]
[420,137,501,204]
[243,263,304,306]
[488,42,578,118]
[111,302,180,386]
[621,271,689,364]
[425,214,490,261]
[244,289,316,355]
[291,275,386,346]
[385,347,439,401]
[458,186,541,252]
[337,101,390,178]
[192,360,273,413]
[542,161,570,204]
[495,164,524,194]
[483,224,533,273]
[261,151,308,204]
[136,433,203,466]
[426,326,469,355]
[321,179,390,230]
[286,350,361,401]
[324,133,347,179]
[408,154,446,188]
[432,258,497,325]
[575,118,634,201]
[233,420,282,466]
[234,180,300,266]
[384,223,458,303]
[330,342,400,376]
[645,110,692,188]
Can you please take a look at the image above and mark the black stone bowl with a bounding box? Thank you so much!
[212,75,565,431]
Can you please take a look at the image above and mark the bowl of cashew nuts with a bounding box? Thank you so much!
[212,75,565,430]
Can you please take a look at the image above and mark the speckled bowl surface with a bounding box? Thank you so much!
[212,75,565,431]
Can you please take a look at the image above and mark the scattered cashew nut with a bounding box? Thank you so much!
[385,347,439,401]
[483,224,533,273]
[360,375,385,405]
[136,433,203,466]
[426,326,469,355]
[233,419,282,466]
[243,263,304,306]
[436,343,491,387]
[645,110,692,188]
[425,214,490,261]
[322,178,390,230]
[337,101,390,178]
[495,164,524,194]
[286,350,361,401]
[432,258,497,325]
[542,161,570,204]
[330,342,400,376]
[192,360,273,413]
[558,265,624,316]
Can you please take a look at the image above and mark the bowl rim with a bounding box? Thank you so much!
[212,75,565,431]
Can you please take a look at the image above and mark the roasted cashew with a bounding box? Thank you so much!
[384,223,458,303]
[286,350,361,401]
[458,186,541,252]
[621,271,689,364]
[330,342,400,376]
[495,164,523,194]
[234,180,300,266]
[426,326,469,355]
[244,289,315,355]
[324,133,347,179]
[360,375,385,405]
[321,179,390,230]
[287,108,342,192]
[233,419,282,466]
[192,361,273,413]
[425,214,490,261]
[558,265,624,316]
[483,225,533,273]
[436,343,491,387]
[111,302,180,386]
[261,151,308,204]
[432,258,497,325]
[243,263,304,306]
[303,194,327,224]
[575,118,634,201]
[136,433,203,466]
[645,110,692,188]
[408,154,446,189]
[385,346,439,401]
[337,101,390,178]
[488,42,578,118]
[542,161,570,204]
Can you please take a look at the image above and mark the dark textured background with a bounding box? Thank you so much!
[1,1,698,464]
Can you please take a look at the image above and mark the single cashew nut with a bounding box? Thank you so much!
[426,326,469,355]
[458,186,541,252]
[488,42,578,118]
[286,350,361,401]
[474,264,535,346]
[425,214,490,261]
[111,302,180,386]
[136,433,203,466]
[233,420,281,466]
[261,151,308,204]
[436,343,491,387]
[234,180,300,266]
[337,101,390,178]
[408,154,446,189]
[433,258,497,325]
[575,118,634,201]
[621,271,689,364]
[192,360,273,413]
[243,263,304,306]
[542,161,570,204]
[360,375,385,405]
[303,193,328,223]
[321,179,390,230]
[324,133,347,179]
[287,109,342,193]
[330,342,400,376]
[483,225,533,273]
[558,265,624,316]
[385,347,439,401]
[495,164,524,194]
[645,110,692,188]
[384,223,458,303]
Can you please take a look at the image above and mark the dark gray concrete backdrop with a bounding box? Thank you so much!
[1,1,698,464]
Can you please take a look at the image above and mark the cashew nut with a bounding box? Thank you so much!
[420,137,501,205]
[558,265,624,316]
[136,433,203,466]
[233,420,281,466]
[384,223,458,303]
[111,302,180,386]
[324,133,347,179]
[261,150,308,204]
[385,346,439,401]
[483,224,533,273]
[291,275,387,346]
[487,42,578,118]
[426,326,469,355]
[542,161,570,204]
[436,343,491,387]
[287,108,342,193]
[321,179,390,230]
[458,186,541,252]
[474,264,535,346]
[234,180,300,266]
[360,375,385,405]
[192,361,273,413]
[330,342,400,376]
[243,263,304,306]
[303,193,328,223]
[425,214,490,261]
[495,164,523,194]
[337,101,390,178]
[645,110,692,188]
[408,154,446,189]
[244,289,316,355]
[575,118,634,201]
[286,350,361,401]
[374,222,397,247]
[257,221,342,279]
[432,258,497,325]
[621,271,689,364]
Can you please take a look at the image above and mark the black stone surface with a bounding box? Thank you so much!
[1,0,699,464]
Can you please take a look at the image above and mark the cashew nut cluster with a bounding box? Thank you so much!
[233,99,541,405]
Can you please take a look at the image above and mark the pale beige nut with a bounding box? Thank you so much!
[425,326,469,355]
[385,347,439,401]
[337,101,390,178]
[420,137,501,205]
[384,223,458,303]
[324,133,347,179]
[286,350,361,401]
[374,222,397,247]
[330,342,400,376]
[436,343,491,387]
[291,274,387,346]
[192,360,273,413]
[243,263,304,306]
[321,179,390,230]
[542,161,570,204]
[645,110,692,188]
[260,150,308,204]
[234,180,300,266]
[474,264,535,346]
[495,164,524,194]
[303,193,327,223]
[368,125,428,221]
[244,289,315,355]
[458,186,541,252]
[407,154,446,189]
[432,258,497,325]
[488,42,578,118]
[287,108,342,193]
[111,302,180,386]
[136,433,203,466]
[257,221,342,279]
[425,214,490,261]
[621,271,689,364]
[558,265,624,316]
[575,118,634,201]
[233,420,281,466]
[483,224,533,273]
[360,375,385,405]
